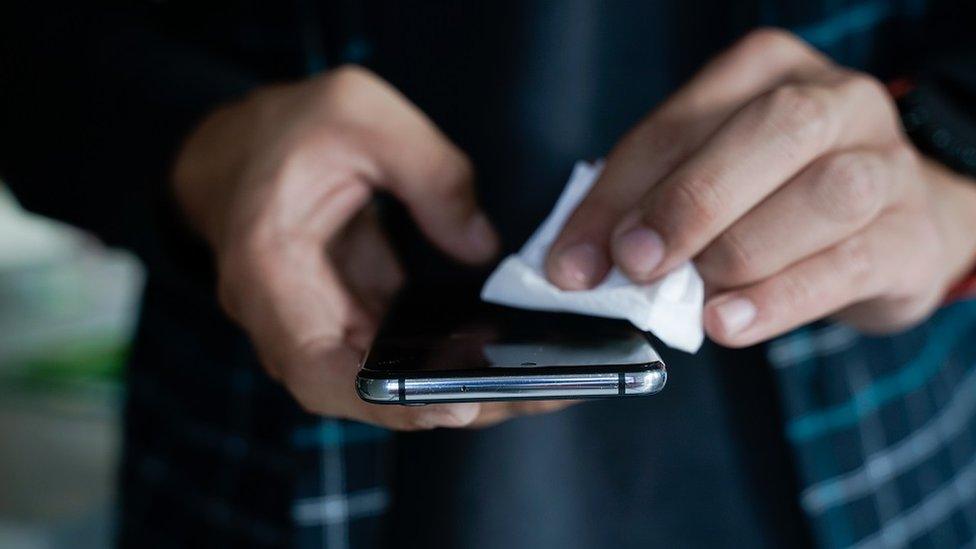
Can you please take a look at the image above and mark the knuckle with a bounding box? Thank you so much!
[702,230,763,285]
[837,71,901,128]
[810,154,883,223]
[656,173,726,244]
[311,65,390,127]
[834,236,875,292]
[739,28,801,53]
[321,64,377,94]
[842,72,888,103]
[761,85,831,149]
[726,28,825,77]
[775,270,817,312]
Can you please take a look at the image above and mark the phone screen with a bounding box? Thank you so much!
[362,287,660,374]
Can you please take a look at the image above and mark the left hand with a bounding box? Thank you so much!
[546,29,976,347]
[174,66,571,429]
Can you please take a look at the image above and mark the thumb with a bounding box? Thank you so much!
[383,144,499,265]
[337,67,499,263]
[363,120,499,264]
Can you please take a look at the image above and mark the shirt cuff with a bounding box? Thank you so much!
[946,271,976,303]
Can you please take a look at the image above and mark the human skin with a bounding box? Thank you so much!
[175,30,976,430]
[173,66,567,430]
[546,29,976,347]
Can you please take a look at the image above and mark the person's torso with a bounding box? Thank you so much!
[137,2,956,547]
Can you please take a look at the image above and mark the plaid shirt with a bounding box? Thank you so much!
[103,1,976,548]
[768,301,976,548]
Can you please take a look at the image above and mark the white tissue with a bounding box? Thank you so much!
[481,161,704,353]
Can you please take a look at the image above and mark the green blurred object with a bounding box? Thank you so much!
[10,337,127,391]
[0,185,141,390]
[0,184,142,548]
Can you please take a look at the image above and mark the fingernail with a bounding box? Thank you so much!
[466,213,499,258]
[424,403,480,428]
[713,296,757,336]
[612,217,665,279]
[554,243,607,290]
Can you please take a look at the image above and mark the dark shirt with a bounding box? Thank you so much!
[2,2,976,548]
[364,3,809,547]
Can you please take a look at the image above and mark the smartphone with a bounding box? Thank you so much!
[356,287,666,404]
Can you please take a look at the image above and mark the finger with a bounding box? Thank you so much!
[833,214,946,333]
[703,216,911,347]
[330,205,404,329]
[285,343,482,430]
[218,183,374,378]
[225,200,483,430]
[234,244,481,429]
[612,72,900,283]
[467,400,577,429]
[329,67,499,264]
[546,29,831,289]
[466,403,512,428]
[374,136,499,265]
[696,148,903,288]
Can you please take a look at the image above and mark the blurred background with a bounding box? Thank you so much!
[0,183,143,548]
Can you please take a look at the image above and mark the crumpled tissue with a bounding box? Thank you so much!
[481,161,704,353]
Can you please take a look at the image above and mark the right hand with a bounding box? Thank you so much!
[173,66,567,429]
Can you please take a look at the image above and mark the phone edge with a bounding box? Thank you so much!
[356,362,666,404]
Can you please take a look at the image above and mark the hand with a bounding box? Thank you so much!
[546,29,976,347]
[174,66,568,429]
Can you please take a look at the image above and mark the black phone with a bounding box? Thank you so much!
[356,287,666,404]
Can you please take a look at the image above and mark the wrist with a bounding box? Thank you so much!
[947,267,976,302]
[931,160,976,299]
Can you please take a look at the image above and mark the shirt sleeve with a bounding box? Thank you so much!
[897,0,976,180]
[894,1,976,302]
[898,48,976,179]
[904,58,976,302]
